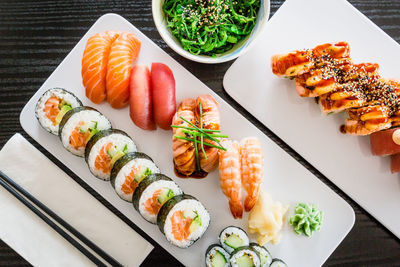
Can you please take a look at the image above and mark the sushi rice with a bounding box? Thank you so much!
[134,174,182,223]
[35,88,82,135]
[86,129,137,180]
[59,107,111,157]
[112,153,160,202]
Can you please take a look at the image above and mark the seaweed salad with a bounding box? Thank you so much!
[163,0,261,57]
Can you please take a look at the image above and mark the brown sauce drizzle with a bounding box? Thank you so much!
[174,167,208,179]
[307,52,399,116]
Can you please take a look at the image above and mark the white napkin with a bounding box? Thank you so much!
[0,133,153,266]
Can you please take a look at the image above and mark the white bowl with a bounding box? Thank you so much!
[152,0,270,64]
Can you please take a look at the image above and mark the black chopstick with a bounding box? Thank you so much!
[0,170,122,267]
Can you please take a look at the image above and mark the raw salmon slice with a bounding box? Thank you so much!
[43,96,61,125]
[170,210,193,241]
[106,32,141,109]
[82,31,120,104]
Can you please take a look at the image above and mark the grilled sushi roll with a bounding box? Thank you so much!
[229,246,261,267]
[205,244,230,267]
[271,41,351,77]
[35,88,82,135]
[85,129,137,180]
[195,94,221,173]
[172,98,197,176]
[219,226,249,254]
[157,194,210,248]
[342,105,392,135]
[296,63,379,98]
[249,243,272,267]
[319,85,367,114]
[59,107,112,157]
[132,174,182,223]
[110,152,160,202]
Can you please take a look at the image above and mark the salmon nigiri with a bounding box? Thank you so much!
[172,98,197,176]
[195,94,221,173]
[106,32,141,109]
[82,31,120,104]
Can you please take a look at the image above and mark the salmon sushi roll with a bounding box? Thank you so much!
[85,129,137,180]
[110,152,160,202]
[106,32,141,109]
[35,88,82,135]
[59,107,112,157]
[157,194,210,248]
[133,174,182,224]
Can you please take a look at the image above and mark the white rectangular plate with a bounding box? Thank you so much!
[20,14,354,267]
[224,0,400,239]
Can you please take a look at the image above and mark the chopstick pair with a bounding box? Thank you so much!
[0,170,122,267]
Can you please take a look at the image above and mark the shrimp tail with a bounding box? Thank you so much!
[229,200,243,219]
[244,195,257,212]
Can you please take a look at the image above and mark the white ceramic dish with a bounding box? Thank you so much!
[152,0,270,64]
[224,0,400,239]
[20,14,354,267]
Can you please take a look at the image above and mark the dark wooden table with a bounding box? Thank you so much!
[1,0,399,266]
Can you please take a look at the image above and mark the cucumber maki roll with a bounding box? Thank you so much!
[35,88,82,135]
[110,152,160,202]
[205,244,230,267]
[133,174,182,223]
[249,243,272,267]
[157,194,210,248]
[85,129,137,180]
[230,246,261,267]
[219,226,249,254]
[270,259,288,267]
[59,106,112,157]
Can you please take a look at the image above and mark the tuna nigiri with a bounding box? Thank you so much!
[82,31,120,104]
[151,63,176,130]
[106,32,141,109]
[129,65,155,130]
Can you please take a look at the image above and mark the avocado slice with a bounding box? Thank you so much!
[224,234,245,249]
[110,150,126,166]
[211,251,227,267]
[134,167,152,183]
[188,212,202,234]
[108,144,129,166]
[55,104,72,124]
[157,189,174,204]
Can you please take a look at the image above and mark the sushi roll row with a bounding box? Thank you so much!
[35,88,210,248]
[206,226,287,267]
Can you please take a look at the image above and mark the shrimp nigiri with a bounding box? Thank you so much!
[240,137,264,212]
[195,94,220,173]
[82,31,120,104]
[106,32,141,109]
[172,98,197,176]
[218,139,243,219]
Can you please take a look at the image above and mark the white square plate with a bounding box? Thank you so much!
[224,0,400,239]
[20,14,354,266]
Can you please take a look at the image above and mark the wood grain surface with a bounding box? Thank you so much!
[0,0,399,266]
